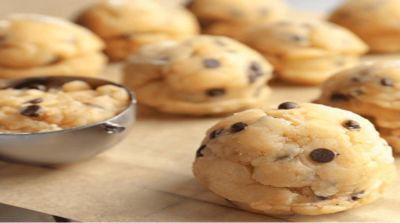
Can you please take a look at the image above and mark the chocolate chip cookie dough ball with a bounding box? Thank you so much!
[189,0,287,40]
[316,61,400,154]
[243,20,368,85]
[0,14,106,79]
[77,0,199,61]
[124,35,273,116]
[193,103,396,215]
[329,0,400,53]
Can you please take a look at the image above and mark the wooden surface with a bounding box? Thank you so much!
[0,0,400,222]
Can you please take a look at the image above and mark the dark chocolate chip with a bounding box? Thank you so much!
[199,19,215,29]
[206,88,225,97]
[13,79,48,91]
[230,122,248,133]
[25,98,43,104]
[278,102,299,110]
[203,58,221,69]
[0,35,6,43]
[317,196,329,200]
[342,120,361,130]
[119,33,133,40]
[351,77,361,82]
[330,93,351,102]
[290,34,307,42]
[210,128,224,139]
[248,61,264,84]
[309,148,335,163]
[380,78,394,87]
[350,190,365,201]
[351,190,364,201]
[20,105,41,117]
[196,145,206,158]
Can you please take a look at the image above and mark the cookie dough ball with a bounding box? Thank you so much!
[77,0,199,61]
[124,35,273,115]
[193,103,396,215]
[0,80,130,133]
[243,20,368,85]
[329,0,400,53]
[316,61,400,154]
[189,0,287,40]
[0,14,106,79]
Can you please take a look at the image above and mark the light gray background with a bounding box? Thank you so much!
[0,0,343,221]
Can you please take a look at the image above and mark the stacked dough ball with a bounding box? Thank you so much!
[329,0,400,53]
[317,61,400,154]
[242,20,368,85]
[77,0,199,61]
[189,0,288,39]
[124,35,272,115]
[0,14,106,79]
[193,102,396,215]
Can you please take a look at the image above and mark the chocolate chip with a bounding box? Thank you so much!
[25,98,43,104]
[290,35,307,42]
[0,35,6,43]
[20,105,41,117]
[330,93,351,102]
[343,120,361,130]
[13,79,48,91]
[248,61,264,84]
[278,102,299,110]
[309,148,335,163]
[351,77,361,82]
[317,196,328,200]
[206,88,225,97]
[380,78,394,87]
[210,128,224,139]
[119,33,133,40]
[196,145,206,158]
[350,191,364,201]
[203,58,221,69]
[199,20,215,29]
[230,122,248,133]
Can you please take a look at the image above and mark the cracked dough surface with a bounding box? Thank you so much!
[243,20,368,85]
[124,35,273,116]
[0,80,129,133]
[0,14,106,78]
[77,0,199,61]
[193,103,396,215]
[317,61,400,154]
[329,0,400,52]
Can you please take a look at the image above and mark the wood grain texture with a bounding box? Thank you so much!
[0,0,399,221]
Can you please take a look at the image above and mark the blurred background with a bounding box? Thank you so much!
[0,0,343,221]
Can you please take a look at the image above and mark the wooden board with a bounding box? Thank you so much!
[0,0,400,221]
